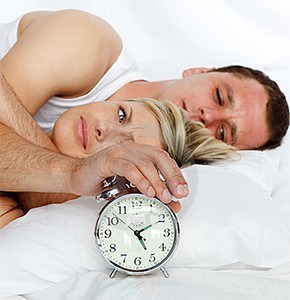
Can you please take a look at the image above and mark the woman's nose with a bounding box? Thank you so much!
[95,122,131,142]
[95,122,109,141]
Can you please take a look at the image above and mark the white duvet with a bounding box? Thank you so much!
[1,1,290,299]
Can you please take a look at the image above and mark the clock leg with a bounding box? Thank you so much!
[160,267,169,278]
[109,269,118,278]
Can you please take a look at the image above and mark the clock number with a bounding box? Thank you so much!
[104,229,112,238]
[120,254,127,263]
[134,257,142,266]
[107,216,119,226]
[132,200,142,209]
[109,244,117,253]
[159,243,166,252]
[149,253,156,263]
[118,205,127,215]
[163,228,171,237]
[158,214,165,223]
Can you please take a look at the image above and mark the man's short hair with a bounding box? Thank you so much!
[214,65,289,150]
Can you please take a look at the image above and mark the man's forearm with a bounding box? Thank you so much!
[0,124,79,193]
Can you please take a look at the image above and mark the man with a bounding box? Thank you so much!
[0,11,288,215]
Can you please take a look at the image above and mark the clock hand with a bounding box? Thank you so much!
[112,213,135,232]
[138,236,147,250]
[139,219,163,233]
[139,224,153,233]
[134,230,147,250]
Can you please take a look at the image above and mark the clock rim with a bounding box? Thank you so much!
[94,193,180,276]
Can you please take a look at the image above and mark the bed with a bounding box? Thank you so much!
[1,1,290,299]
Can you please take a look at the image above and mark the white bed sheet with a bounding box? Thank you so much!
[0,0,290,299]
[21,267,290,300]
[3,266,290,300]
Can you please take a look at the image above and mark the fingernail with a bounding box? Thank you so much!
[177,184,189,196]
[147,186,155,198]
[183,184,189,195]
[162,189,172,203]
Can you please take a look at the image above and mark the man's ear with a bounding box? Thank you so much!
[182,67,214,78]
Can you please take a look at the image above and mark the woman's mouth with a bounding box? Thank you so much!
[77,116,89,150]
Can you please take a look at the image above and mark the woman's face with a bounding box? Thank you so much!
[51,101,163,158]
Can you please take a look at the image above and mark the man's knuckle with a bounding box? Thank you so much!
[135,176,147,186]
[125,164,136,173]
[168,174,182,184]
[153,179,166,191]
[139,158,151,168]
[158,150,170,160]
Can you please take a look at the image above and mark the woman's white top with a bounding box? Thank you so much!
[0,17,146,132]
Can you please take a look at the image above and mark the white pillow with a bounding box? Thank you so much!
[270,129,290,213]
[1,165,290,298]
[211,150,279,195]
[174,165,290,268]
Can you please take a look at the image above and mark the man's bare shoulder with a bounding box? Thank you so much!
[18,9,123,93]
[19,10,121,46]
[0,10,122,115]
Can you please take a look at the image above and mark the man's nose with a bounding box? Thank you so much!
[198,106,223,126]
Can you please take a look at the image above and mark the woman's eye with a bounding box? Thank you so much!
[217,125,226,142]
[216,88,223,106]
[118,106,127,123]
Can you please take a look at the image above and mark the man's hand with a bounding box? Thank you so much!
[67,141,188,207]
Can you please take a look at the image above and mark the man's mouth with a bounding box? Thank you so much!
[181,101,186,110]
[179,98,187,111]
[181,99,198,121]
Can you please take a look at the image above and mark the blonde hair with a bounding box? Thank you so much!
[131,98,236,168]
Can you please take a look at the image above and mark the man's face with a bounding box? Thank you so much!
[158,69,269,150]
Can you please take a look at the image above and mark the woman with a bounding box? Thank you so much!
[0,96,235,229]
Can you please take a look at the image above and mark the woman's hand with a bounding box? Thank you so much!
[67,141,188,209]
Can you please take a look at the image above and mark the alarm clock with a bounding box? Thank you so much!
[94,176,180,278]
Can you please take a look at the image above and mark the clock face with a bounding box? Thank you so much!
[95,193,179,275]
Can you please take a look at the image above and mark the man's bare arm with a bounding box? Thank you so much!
[0,72,58,151]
